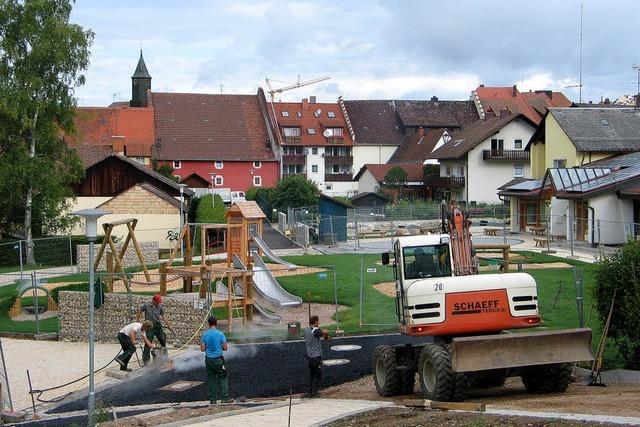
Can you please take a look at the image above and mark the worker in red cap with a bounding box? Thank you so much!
[137,294,174,365]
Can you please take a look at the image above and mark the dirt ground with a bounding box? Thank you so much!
[100,404,242,426]
[326,406,618,427]
[320,375,640,418]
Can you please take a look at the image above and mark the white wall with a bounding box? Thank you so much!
[306,146,325,188]
[324,181,358,197]
[510,198,519,232]
[589,194,634,245]
[549,197,568,236]
[352,145,397,176]
[356,170,380,194]
[439,159,466,202]
[467,120,534,204]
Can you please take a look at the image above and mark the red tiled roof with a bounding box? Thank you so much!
[394,100,479,128]
[125,143,152,157]
[475,86,572,125]
[271,101,354,146]
[355,163,425,183]
[389,129,446,163]
[73,144,114,168]
[68,105,155,150]
[152,92,276,161]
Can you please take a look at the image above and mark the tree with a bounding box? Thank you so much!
[195,194,225,223]
[271,175,318,210]
[594,240,640,369]
[0,0,93,262]
[152,161,179,182]
[384,166,407,189]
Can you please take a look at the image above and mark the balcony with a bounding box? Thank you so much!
[324,155,353,165]
[482,149,530,161]
[423,174,465,189]
[325,173,353,182]
[283,172,305,177]
[284,136,301,144]
[325,137,344,144]
[282,154,305,163]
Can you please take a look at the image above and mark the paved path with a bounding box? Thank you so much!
[175,399,394,427]
[0,266,77,287]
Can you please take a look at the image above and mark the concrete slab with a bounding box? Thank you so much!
[105,368,131,380]
[1,410,27,423]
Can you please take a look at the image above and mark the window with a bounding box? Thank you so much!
[281,111,290,117]
[325,184,333,191]
[283,164,303,174]
[333,164,340,173]
[307,128,316,135]
[253,161,261,168]
[135,157,146,164]
[327,111,336,118]
[214,161,224,169]
[214,176,223,186]
[553,159,567,168]
[253,176,262,186]
[491,138,504,154]
[459,166,465,176]
[514,139,523,149]
[446,166,452,176]
[312,165,318,173]
[296,112,302,117]
[173,160,181,169]
[514,164,524,177]
[312,147,318,155]
[283,146,303,155]
[314,111,320,118]
[402,244,452,279]
[283,127,300,137]
[325,127,343,137]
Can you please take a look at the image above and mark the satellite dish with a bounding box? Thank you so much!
[322,129,332,137]
[303,148,309,155]
[315,108,322,116]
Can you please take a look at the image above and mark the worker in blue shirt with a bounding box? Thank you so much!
[200,316,233,404]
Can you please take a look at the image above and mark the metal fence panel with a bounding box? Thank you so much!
[359,257,397,327]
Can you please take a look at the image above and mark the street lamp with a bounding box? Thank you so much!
[72,208,109,426]
[209,173,217,208]
[178,184,187,259]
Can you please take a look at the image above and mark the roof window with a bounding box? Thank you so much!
[297,112,302,117]
[307,128,316,135]
[281,111,290,117]
[601,119,609,126]
[327,111,336,118]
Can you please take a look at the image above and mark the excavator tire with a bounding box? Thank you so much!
[521,363,572,393]
[373,345,401,397]
[418,344,455,401]
[443,344,468,401]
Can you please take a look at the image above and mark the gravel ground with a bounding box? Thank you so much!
[326,407,619,427]
[321,375,640,418]
[48,334,424,413]
[100,404,242,426]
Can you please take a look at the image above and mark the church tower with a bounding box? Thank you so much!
[130,50,151,107]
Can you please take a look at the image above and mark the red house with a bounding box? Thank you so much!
[151,89,279,192]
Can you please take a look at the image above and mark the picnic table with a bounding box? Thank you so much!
[484,228,500,236]
[534,238,548,247]
[530,226,546,236]
[550,234,566,242]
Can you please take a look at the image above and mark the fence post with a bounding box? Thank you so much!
[569,214,574,257]
[68,235,74,273]
[18,240,23,279]
[332,266,340,332]
[359,258,364,327]
[354,213,360,250]
[32,272,39,335]
[597,220,602,259]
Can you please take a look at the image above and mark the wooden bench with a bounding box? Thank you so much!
[484,228,499,236]
[359,230,386,239]
[530,226,546,236]
[473,243,510,271]
[550,234,566,242]
[534,238,548,247]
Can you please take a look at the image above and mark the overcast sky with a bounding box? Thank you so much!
[71,0,640,106]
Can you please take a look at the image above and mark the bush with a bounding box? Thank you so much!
[196,194,225,223]
[272,175,318,210]
[594,240,640,369]
[188,196,201,223]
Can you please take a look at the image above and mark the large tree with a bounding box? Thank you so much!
[384,166,408,189]
[272,175,319,210]
[0,0,93,263]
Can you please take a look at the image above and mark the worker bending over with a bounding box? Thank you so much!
[115,320,154,371]
[200,316,234,404]
[304,315,330,397]
[137,294,174,365]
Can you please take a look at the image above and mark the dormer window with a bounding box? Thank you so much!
[327,111,336,118]
[283,127,300,137]
[281,111,290,117]
[214,161,224,169]
[297,112,302,117]
[307,128,316,135]
[325,128,343,137]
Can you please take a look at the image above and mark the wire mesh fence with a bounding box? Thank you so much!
[358,257,397,327]
[0,338,13,412]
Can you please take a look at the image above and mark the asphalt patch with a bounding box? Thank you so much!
[49,334,425,413]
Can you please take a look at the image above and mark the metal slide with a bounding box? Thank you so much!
[251,253,303,307]
[216,279,281,324]
[249,230,298,270]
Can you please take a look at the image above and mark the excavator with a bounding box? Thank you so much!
[373,205,593,401]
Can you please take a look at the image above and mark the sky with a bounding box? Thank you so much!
[70,0,640,107]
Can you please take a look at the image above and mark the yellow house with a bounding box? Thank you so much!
[501,108,640,240]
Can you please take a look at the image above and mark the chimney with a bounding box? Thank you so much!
[479,84,485,87]
[500,109,511,118]
[512,85,518,97]
[310,96,316,104]
[418,127,425,137]
[302,98,309,110]
[111,136,125,154]
[431,96,438,101]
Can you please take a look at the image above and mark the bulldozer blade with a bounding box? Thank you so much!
[450,328,593,372]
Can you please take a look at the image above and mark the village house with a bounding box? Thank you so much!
[354,163,426,196]
[498,107,640,243]
[268,97,357,196]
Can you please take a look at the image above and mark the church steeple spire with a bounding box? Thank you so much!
[130,50,151,107]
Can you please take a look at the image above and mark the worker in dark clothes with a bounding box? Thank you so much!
[200,316,234,404]
[137,294,174,365]
[304,315,330,397]
[115,321,154,371]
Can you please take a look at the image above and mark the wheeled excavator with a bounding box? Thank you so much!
[373,205,593,401]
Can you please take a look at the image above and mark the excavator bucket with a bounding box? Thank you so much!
[450,328,593,372]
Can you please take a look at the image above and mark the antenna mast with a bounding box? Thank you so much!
[579,3,583,103]
[633,65,640,109]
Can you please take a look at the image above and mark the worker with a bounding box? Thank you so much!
[413,248,435,278]
[200,316,233,404]
[304,315,330,398]
[115,320,154,372]
[137,294,174,365]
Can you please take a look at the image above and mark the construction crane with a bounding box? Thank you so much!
[265,75,330,102]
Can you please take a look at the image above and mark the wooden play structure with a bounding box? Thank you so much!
[474,243,511,271]
[9,278,58,318]
[162,201,268,331]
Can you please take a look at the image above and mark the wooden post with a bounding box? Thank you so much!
[106,252,114,292]
[184,225,193,293]
[127,221,151,282]
[503,247,510,272]
[93,224,113,271]
[242,272,248,323]
[159,262,168,296]
[199,266,208,299]
[200,226,207,268]
[227,271,233,333]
